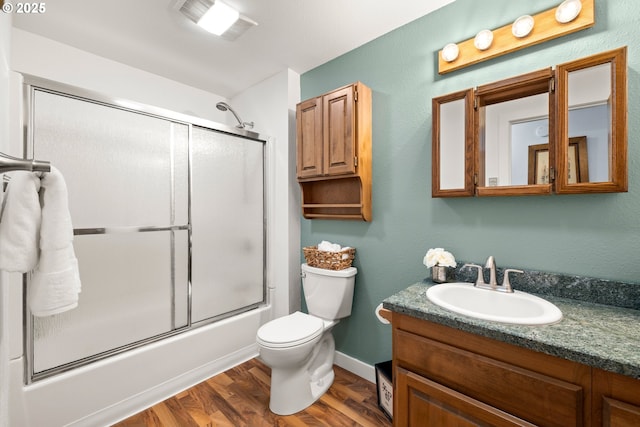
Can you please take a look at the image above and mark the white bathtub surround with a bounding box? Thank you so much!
[10,306,271,427]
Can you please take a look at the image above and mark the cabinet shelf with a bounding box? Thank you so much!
[299,176,370,221]
[303,213,365,220]
[302,203,363,208]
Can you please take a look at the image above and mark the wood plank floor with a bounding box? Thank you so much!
[113,358,392,427]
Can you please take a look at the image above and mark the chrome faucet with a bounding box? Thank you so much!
[463,256,523,293]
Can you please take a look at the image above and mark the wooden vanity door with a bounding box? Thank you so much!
[395,368,535,427]
[594,368,640,426]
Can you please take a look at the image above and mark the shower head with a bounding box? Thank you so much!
[215,101,231,112]
[215,102,254,129]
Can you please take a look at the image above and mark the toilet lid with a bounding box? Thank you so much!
[257,312,324,348]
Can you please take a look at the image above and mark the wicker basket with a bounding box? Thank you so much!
[303,246,356,270]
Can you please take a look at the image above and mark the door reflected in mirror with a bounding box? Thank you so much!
[484,92,548,187]
[566,63,611,183]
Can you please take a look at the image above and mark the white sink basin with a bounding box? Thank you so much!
[426,282,562,325]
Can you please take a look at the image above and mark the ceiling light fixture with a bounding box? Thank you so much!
[198,1,239,35]
[175,0,257,41]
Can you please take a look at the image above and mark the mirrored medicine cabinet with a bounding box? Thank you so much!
[432,46,627,197]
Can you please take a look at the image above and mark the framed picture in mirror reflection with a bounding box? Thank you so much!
[528,136,589,185]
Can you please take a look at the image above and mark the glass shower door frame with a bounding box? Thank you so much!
[20,74,267,383]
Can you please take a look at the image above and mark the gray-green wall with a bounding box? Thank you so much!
[300,0,640,366]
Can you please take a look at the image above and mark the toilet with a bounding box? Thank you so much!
[256,263,357,415]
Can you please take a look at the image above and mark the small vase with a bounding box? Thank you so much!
[431,266,452,283]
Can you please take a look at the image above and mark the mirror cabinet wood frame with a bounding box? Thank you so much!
[555,47,628,194]
[476,68,555,197]
[432,89,475,197]
[432,46,628,197]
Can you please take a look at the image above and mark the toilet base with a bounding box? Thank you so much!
[310,368,334,401]
[267,333,336,415]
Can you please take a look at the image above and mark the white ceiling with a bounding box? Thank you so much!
[12,0,454,98]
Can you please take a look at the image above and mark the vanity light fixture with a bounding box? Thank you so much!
[176,0,258,40]
[438,0,594,74]
[512,15,535,38]
[442,43,460,62]
[556,0,582,23]
[474,30,494,51]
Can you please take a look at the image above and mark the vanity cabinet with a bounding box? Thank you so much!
[388,311,640,427]
[392,313,588,426]
[296,82,372,220]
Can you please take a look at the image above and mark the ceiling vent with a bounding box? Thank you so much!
[174,0,257,41]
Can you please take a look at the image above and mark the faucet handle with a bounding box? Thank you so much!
[502,269,523,292]
[462,263,486,286]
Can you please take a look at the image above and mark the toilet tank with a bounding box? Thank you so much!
[301,263,357,320]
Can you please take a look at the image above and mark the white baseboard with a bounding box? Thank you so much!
[334,351,376,383]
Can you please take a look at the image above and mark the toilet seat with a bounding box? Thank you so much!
[257,312,324,348]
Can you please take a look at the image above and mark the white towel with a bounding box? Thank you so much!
[318,240,342,252]
[0,171,41,272]
[0,167,81,316]
[29,167,81,316]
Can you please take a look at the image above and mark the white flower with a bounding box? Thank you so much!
[423,248,456,268]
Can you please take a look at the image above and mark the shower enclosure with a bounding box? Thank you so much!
[22,75,266,381]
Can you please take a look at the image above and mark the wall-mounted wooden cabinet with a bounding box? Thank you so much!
[297,82,372,220]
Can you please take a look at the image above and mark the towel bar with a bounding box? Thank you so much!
[0,151,51,173]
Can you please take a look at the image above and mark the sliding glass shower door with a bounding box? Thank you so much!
[190,127,265,323]
[24,78,265,379]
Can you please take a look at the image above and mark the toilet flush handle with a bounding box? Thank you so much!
[300,271,306,278]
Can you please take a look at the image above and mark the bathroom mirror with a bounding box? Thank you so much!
[555,46,627,193]
[432,89,474,197]
[476,68,554,196]
[431,47,627,197]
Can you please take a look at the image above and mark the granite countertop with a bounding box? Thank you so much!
[383,280,640,379]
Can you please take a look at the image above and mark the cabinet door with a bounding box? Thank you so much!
[323,85,356,176]
[594,368,640,426]
[602,397,640,427]
[396,368,535,427]
[296,96,323,178]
